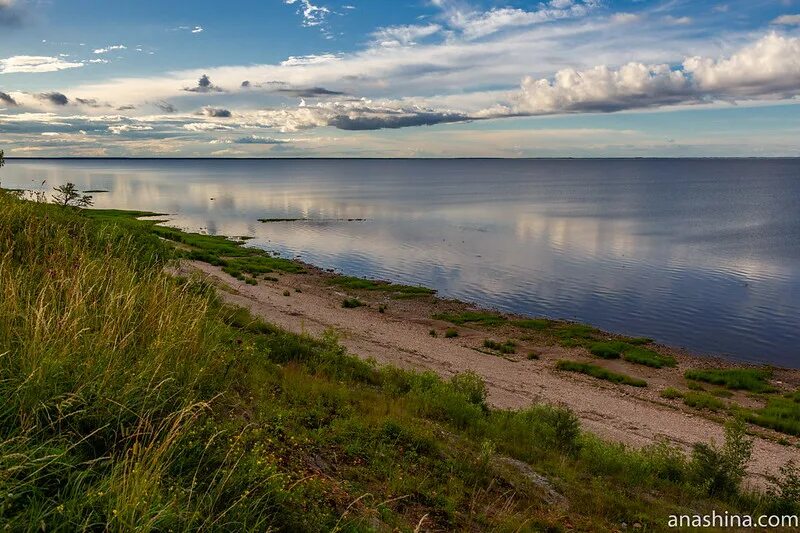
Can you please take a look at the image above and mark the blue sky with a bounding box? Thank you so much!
[1,0,799,157]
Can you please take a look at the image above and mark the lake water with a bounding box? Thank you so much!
[3,158,799,366]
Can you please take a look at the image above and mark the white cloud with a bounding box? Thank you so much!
[93,45,127,54]
[611,13,641,24]
[109,124,153,135]
[192,26,204,33]
[663,15,692,26]
[183,122,234,131]
[372,24,441,47]
[433,0,598,40]
[512,33,800,115]
[284,0,330,28]
[772,14,800,25]
[684,32,800,96]
[0,55,84,74]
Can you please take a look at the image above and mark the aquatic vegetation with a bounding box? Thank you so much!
[555,360,647,387]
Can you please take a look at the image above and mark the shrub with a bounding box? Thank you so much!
[449,371,488,410]
[690,419,753,497]
[541,406,581,455]
[444,328,459,338]
[342,297,364,308]
[766,461,800,514]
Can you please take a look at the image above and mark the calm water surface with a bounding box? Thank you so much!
[3,159,799,365]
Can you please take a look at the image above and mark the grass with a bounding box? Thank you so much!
[327,275,435,296]
[588,341,676,368]
[84,209,304,284]
[433,310,507,327]
[739,395,800,436]
[661,387,684,399]
[556,360,647,387]
[2,192,797,528]
[554,323,601,347]
[683,392,727,412]
[341,297,364,308]
[513,318,552,330]
[684,368,776,393]
[483,339,517,354]
[444,328,459,338]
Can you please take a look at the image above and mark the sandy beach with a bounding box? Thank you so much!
[183,259,800,488]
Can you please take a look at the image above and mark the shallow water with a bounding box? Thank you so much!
[3,158,799,365]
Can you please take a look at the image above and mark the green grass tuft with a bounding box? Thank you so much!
[328,275,435,296]
[683,392,727,412]
[685,368,776,393]
[660,387,684,399]
[556,360,647,387]
[433,311,507,327]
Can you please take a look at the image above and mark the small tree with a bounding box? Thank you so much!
[52,182,93,208]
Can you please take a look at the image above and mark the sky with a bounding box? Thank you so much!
[1,0,799,157]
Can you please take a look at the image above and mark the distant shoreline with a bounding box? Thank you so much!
[7,156,800,161]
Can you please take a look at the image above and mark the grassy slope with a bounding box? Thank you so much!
[0,194,796,531]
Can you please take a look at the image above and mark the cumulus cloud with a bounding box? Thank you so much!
[511,33,800,115]
[0,55,84,73]
[201,106,232,118]
[37,92,69,106]
[0,90,17,106]
[184,74,224,93]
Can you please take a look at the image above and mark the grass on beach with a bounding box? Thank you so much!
[327,275,435,296]
[556,360,648,387]
[685,368,777,393]
[3,192,800,529]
